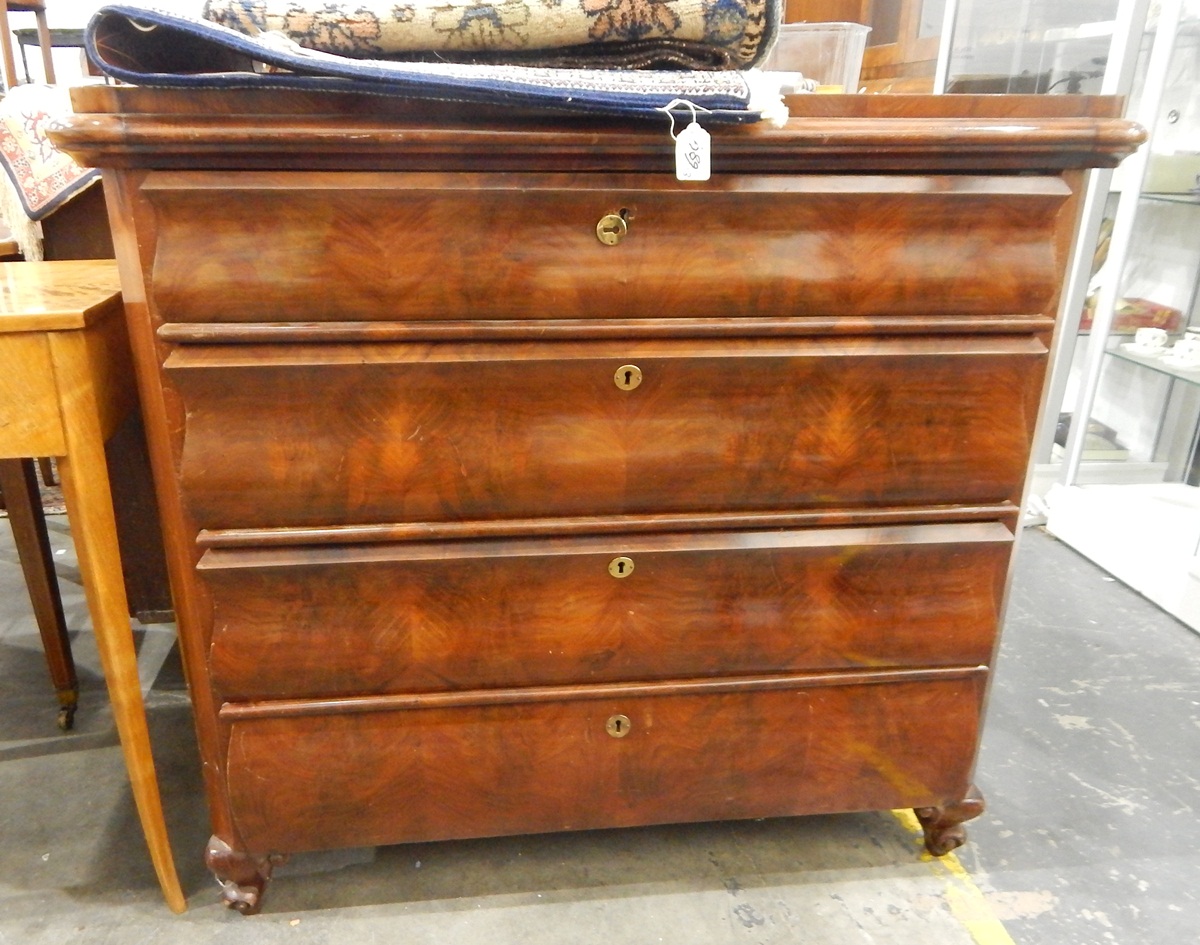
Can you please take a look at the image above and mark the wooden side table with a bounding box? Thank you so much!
[0,0,54,89]
[0,455,76,728]
[0,259,184,913]
[12,27,83,85]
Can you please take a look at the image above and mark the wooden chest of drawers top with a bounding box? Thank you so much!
[58,87,1139,170]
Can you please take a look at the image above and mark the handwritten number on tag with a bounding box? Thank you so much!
[675,121,711,181]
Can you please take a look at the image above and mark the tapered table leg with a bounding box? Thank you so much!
[0,457,77,729]
[52,333,186,914]
[0,3,16,91]
[31,4,56,85]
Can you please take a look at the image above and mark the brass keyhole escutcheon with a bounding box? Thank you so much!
[614,364,642,391]
[596,212,628,246]
[606,714,632,738]
[608,556,635,578]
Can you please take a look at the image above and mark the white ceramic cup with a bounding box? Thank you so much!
[1135,327,1169,348]
[1171,337,1200,362]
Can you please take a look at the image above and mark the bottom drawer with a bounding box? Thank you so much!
[224,673,984,853]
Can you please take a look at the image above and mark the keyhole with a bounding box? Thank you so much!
[614,364,642,390]
[596,212,628,245]
[606,714,631,738]
[608,556,635,578]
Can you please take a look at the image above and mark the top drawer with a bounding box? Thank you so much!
[142,172,1072,323]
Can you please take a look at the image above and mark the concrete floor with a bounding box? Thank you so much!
[0,519,1197,944]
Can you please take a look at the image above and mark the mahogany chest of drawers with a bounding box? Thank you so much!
[55,89,1139,913]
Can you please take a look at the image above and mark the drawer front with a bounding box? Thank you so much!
[225,675,984,853]
[203,522,1011,700]
[170,336,1046,529]
[144,172,1070,322]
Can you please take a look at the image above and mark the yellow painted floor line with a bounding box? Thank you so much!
[891,809,1018,945]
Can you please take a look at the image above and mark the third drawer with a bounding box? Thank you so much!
[200,521,1011,700]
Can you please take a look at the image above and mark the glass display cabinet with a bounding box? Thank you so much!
[930,0,1200,632]
[940,0,1128,93]
[1041,0,1200,631]
[832,0,1144,91]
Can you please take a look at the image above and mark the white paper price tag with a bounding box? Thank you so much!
[675,120,711,181]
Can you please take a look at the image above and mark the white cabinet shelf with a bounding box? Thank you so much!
[1044,1,1200,633]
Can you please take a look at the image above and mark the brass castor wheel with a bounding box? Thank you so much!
[56,704,77,731]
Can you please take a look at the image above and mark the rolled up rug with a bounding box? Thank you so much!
[201,0,778,70]
[85,2,804,122]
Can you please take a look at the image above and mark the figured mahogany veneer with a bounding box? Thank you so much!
[144,173,1070,323]
[224,675,986,853]
[50,88,1142,913]
[202,522,1010,700]
[169,336,1046,529]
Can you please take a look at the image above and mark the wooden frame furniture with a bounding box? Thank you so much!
[54,89,1140,914]
[0,259,184,913]
[0,0,54,89]
[1,183,171,732]
[858,0,942,90]
[12,26,82,84]
[784,0,942,91]
[0,456,75,729]
[9,181,175,626]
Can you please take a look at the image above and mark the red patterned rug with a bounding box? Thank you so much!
[0,83,98,222]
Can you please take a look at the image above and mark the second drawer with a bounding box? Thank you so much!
[169,335,1048,529]
[201,521,1010,700]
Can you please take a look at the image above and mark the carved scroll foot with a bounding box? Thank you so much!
[914,785,985,856]
[205,836,286,914]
